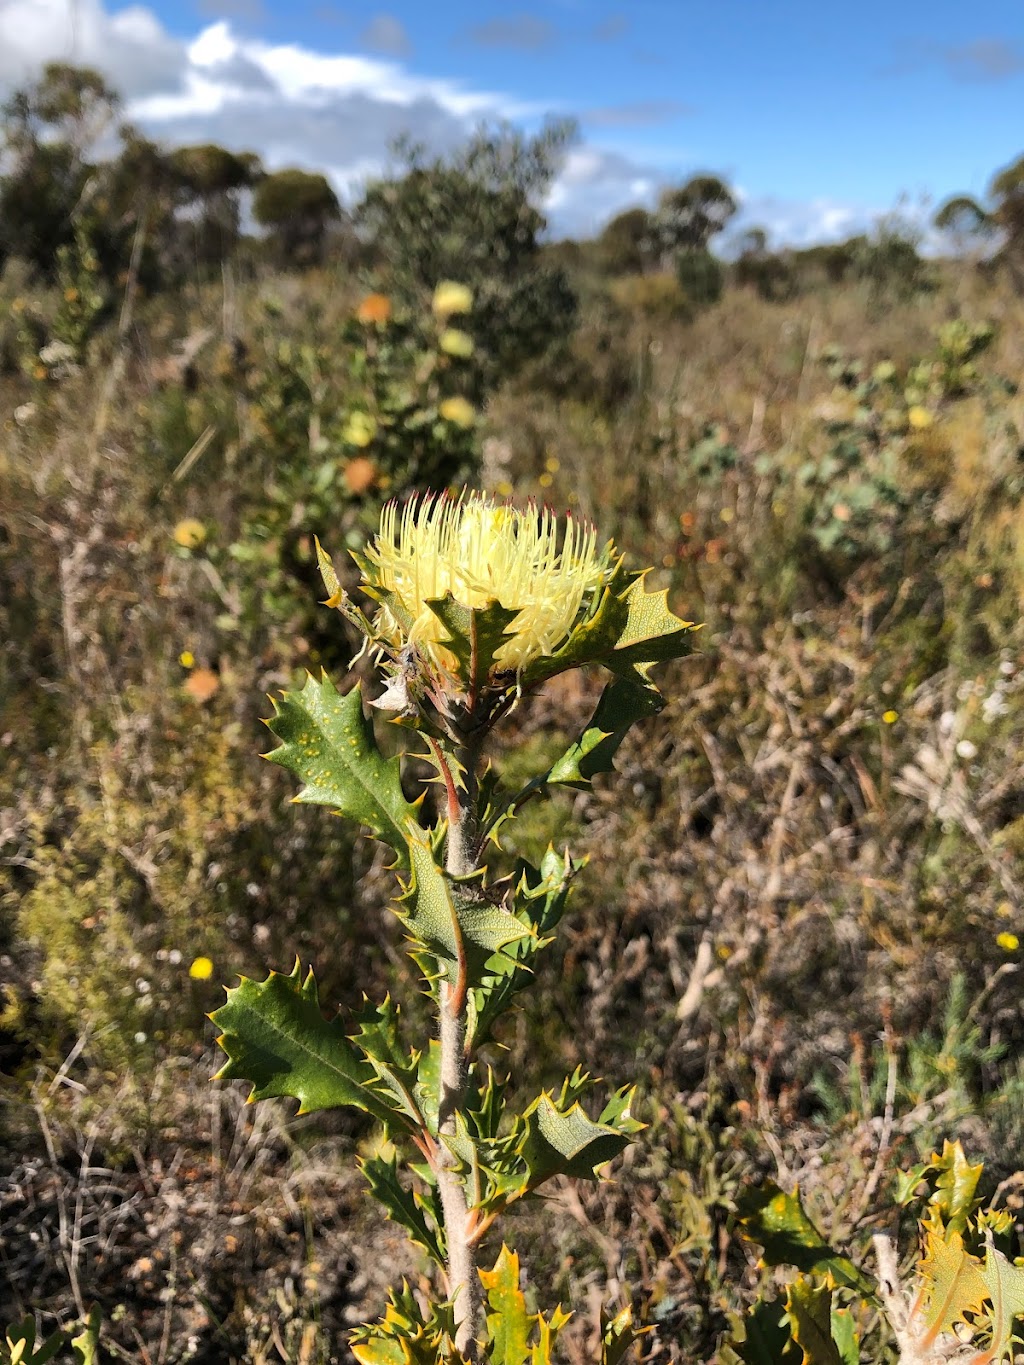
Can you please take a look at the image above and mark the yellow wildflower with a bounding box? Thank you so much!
[907,406,933,430]
[344,412,377,447]
[996,932,1019,953]
[189,956,214,980]
[179,650,195,668]
[882,709,899,724]
[439,328,474,358]
[173,518,206,549]
[438,396,476,427]
[361,491,608,676]
[432,281,473,317]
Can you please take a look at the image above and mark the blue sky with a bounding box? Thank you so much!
[1,0,1022,243]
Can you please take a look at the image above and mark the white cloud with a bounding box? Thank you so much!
[0,0,185,97]
[545,146,662,237]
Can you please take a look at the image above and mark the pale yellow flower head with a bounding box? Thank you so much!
[362,492,608,677]
[432,280,473,318]
[439,328,474,358]
[439,395,476,427]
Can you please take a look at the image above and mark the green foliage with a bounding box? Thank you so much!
[357,123,579,376]
[252,168,342,266]
[675,249,724,309]
[264,674,422,869]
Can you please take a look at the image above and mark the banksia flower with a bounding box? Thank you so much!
[359,491,608,679]
[432,281,473,317]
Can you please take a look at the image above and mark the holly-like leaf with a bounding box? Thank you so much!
[516,1087,640,1186]
[519,559,696,694]
[914,1210,988,1344]
[424,595,520,697]
[728,1297,796,1365]
[601,1305,641,1365]
[351,1284,463,1365]
[401,826,532,986]
[531,1306,572,1365]
[352,996,425,1127]
[829,1307,858,1365]
[360,1152,445,1266]
[979,1234,1024,1364]
[784,1279,843,1365]
[212,962,400,1126]
[264,673,420,869]
[467,849,577,1049]
[932,1139,983,1235]
[546,678,662,790]
[736,1184,872,1294]
[481,1246,532,1365]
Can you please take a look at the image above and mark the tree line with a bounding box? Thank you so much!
[4,61,1024,312]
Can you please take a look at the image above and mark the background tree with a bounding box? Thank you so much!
[357,120,579,375]
[594,206,656,275]
[168,144,263,268]
[252,168,342,267]
[990,154,1024,286]
[0,63,119,276]
[653,173,737,265]
[933,195,995,259]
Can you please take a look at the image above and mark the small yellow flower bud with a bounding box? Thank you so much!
[189,956,214,980]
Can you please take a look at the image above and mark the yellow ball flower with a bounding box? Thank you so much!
[344,412,377,448]
[173,518,206,549]
[189,956,214,980]
[882,709,899,724]
[432,281,473,317]
[179,650,195,668]
[360,491,609,677]
[438,396,476,427]
[907,406,933,430]
[439,328,474,359]
[996,932,1019,953]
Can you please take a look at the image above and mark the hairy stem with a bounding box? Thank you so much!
[437,740,482,1355]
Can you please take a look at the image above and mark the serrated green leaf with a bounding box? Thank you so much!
[519,560,696,694]
[601,1305,640,1365]
[424,595,520,695]
[736,1183,872,1294]
[980,1234,1024,1364]
[467,849,577,1049]
[931,1139,983,1235]
[531,1307,572,1365]
[546,678,662,790]
[895,1162,932,1206]
[351,997,425,1127]
[351,1284,463,1365]
[402,826,532,985]
[212,962,400,1125]
[264,674,419,869]
[517,1090,636,1185]
[730,1297,796,1365]
[829,1307,858,1365]
[785,1279,843,1365]
[481,1245,531,1365]
[360,1153,445,1265]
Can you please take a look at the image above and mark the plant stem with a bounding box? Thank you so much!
[437,739,482,1356]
